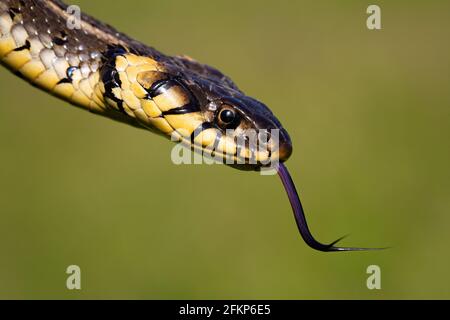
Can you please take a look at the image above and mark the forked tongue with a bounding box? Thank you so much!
[277,163,385,252]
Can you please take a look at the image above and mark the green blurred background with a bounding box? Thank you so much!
[0,0,449,299]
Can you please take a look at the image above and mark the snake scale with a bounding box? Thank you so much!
[0,0,292,169]
[0,0,382,252]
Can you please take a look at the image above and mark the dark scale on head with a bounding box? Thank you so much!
[101,45,128,64]
[56,78,71,85]
[8,7,20,20]
[99,45,128,114]
[145,77,201,116]
[13,40,31,52]
[53,36,67,46]
[147,78,176,99]
[190,122,215,143]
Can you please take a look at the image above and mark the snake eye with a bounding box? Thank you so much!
[219,109,236,123]
[217,106,240,129]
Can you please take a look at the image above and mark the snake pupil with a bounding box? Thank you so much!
[219,109,236,124]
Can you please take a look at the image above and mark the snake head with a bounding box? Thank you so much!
[160,56,293,170]
[192,90,293,170]
[107,51,292,170]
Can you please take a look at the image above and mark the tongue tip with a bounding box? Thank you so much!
[276,162,384,252]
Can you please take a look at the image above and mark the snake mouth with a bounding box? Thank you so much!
[172,128,291,170]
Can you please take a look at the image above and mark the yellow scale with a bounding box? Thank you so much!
[0,9,241,160]
[0,10,103,113]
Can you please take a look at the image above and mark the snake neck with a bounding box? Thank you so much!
[0,0,204,138]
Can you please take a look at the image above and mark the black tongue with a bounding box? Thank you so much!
[277,163,385,252]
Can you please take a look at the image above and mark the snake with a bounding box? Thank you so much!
[0,0,382,252]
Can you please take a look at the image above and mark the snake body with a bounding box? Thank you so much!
[0,0,292,169]
[1,1,382,252]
